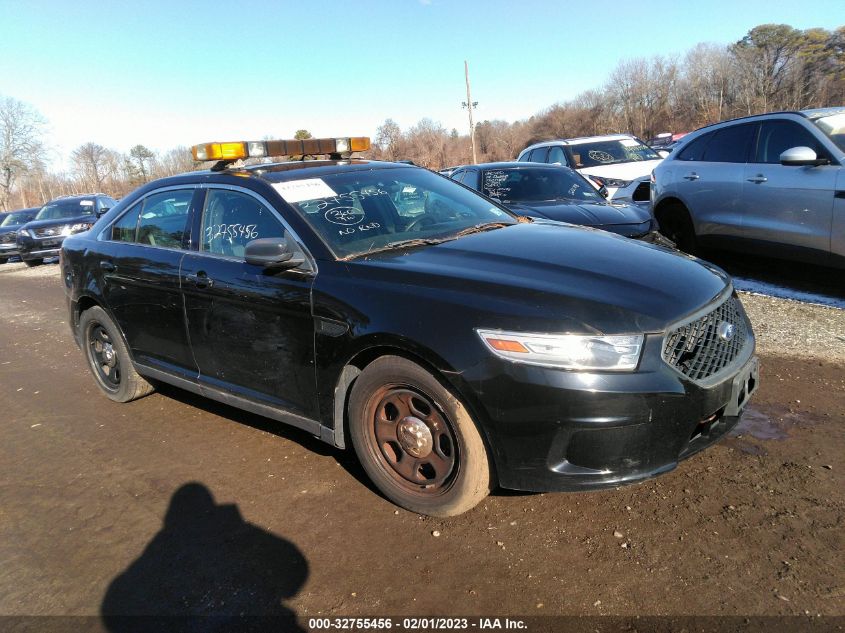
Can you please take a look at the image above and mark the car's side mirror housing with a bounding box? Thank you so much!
[780,146,830,167]
[244,236,305,271]
[598,185,610,199]
[96,208,110,218]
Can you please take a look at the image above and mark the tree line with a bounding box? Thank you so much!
[1,23,842,211]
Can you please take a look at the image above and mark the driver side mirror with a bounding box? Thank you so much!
[780,146,830,167]
[598,185,609,199]
[96,207,110,218]
[244,235,305,271]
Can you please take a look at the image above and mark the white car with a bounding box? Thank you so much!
[517,134,667,206]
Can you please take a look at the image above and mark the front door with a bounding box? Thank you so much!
[181,187,319,419]
[741,119,836,258]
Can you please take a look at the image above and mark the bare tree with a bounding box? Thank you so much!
[0,96,46,210]
[71,142,109,192]
[375,118,403,161]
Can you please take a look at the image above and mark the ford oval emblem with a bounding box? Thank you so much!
[717,322,736,342]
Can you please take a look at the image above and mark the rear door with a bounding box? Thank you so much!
[741,118,836,258]
[97,187,199,375]
[181,186,319,420]
[683,122,757,242]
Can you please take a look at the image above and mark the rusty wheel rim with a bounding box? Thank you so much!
[368,387,458,494]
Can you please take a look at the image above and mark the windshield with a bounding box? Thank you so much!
[481,167,603,203]
[1,211,35,227]
[279,167,516,258]
[814,113,845,153]
[35,199,96,221]
[566,138,660,168]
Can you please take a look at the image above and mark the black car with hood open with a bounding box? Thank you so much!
[60,136,758,516]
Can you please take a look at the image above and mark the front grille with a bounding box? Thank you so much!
[0,232,16,243]
[662,295,748,382]
[34,227,61,238]
[632,180,651,202]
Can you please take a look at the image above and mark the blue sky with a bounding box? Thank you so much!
[1,0,842,167]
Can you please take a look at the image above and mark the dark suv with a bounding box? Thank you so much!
[17,194,117,266]
[0,207,39,263]
[61,137,758,516]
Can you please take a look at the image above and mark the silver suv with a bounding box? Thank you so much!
[652,108,845,267]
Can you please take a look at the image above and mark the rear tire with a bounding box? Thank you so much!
[349,355,493,517]
[657,203,697,254]
[80,306,155,403]
[24,258,43,267]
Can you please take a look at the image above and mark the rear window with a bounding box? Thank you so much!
[701,124,756,163]
[565,138,660,168]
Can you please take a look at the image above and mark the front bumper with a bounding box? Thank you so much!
[0,242,20,258]
[16,234,66,261]
[468,334,758,492]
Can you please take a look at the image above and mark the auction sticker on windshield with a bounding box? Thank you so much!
[273,179,338,203]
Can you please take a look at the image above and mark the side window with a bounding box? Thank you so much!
[529,147,549,163]
[137,189,193,249]
[547,146,566,165]
[111,202,142,242]
[518,151,531,162]
[451,170,466,184]
[462,170,480,190]
[676,133,711,161]
[201,189,284,258]
[755,120,827,164]
[701,124,756,163]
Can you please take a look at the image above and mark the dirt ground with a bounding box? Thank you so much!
[0,259,843,631]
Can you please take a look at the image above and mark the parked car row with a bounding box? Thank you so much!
[0,194,117,266]
[504,107,844,269]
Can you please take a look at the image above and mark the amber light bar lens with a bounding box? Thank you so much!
[192,142,248,161]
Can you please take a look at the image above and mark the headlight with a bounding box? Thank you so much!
[17,229,31,238]
[64,223,93,235]
[601,178,632,188]
[477,329,644,371]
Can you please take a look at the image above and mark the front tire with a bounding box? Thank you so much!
[80,306,154,403]
[349,356,493,516]
[657,203,697,254]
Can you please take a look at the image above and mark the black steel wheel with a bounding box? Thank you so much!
[349,356,492,516]
[80,306,154,403]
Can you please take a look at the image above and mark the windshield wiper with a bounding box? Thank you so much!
[353,237,446,258]
[452,222,510,238]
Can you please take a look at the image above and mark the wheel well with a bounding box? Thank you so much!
[654,197,691,229]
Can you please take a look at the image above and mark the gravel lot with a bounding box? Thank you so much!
[0,260,842,631]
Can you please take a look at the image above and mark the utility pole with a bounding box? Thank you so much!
[462,60,478,164]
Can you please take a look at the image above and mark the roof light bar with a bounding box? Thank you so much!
[191,137,370,162]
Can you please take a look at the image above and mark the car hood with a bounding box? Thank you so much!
[506,200,651,227]
[349,222,730,334]
[577,159,663,181]
[22,215,96,230]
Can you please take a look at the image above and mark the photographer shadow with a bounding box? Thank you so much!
[101,482,307,633]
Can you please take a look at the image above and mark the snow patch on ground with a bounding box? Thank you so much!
[734,277,845,311]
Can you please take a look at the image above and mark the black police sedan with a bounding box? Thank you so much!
[61,137,758,516]
[451,162,663,240]
[0,207,39,263]
[17,194,117,266]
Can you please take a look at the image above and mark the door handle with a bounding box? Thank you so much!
[186,272,214,289]
[747,175,768,184]
[683,173,699,181]
[99,260,116,272]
